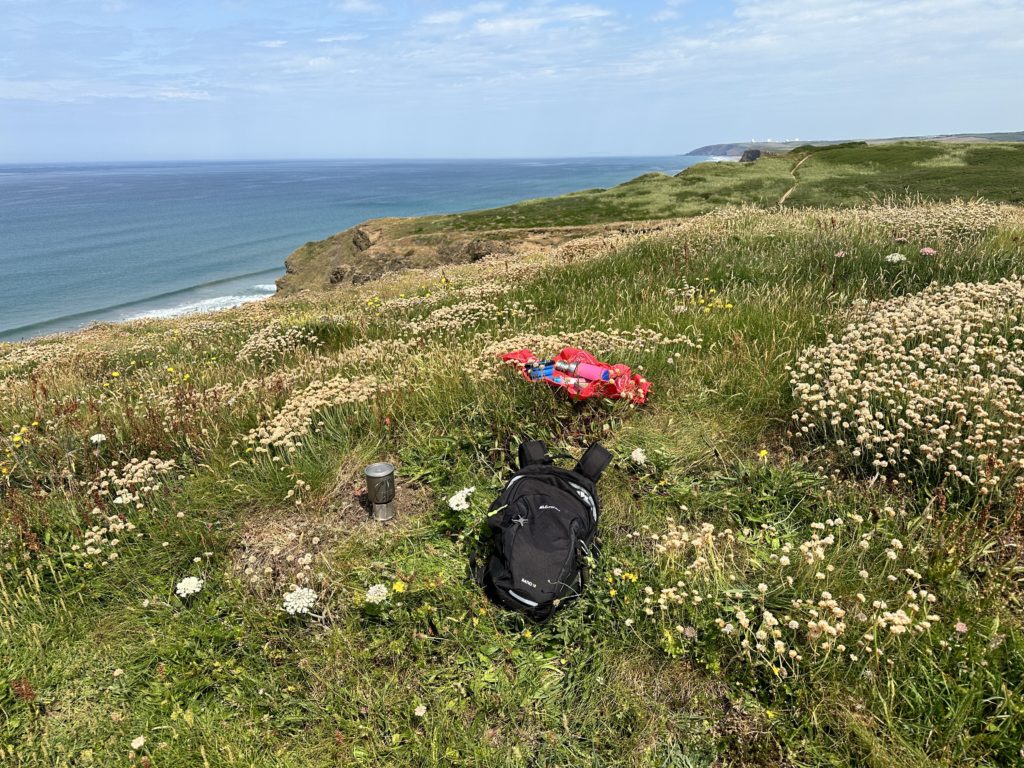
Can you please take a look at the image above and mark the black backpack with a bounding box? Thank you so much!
[473,440,612,621]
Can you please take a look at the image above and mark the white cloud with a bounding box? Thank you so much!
[317,34,365,43]
[424,10,469,25]
[553,4,611,21]
[0,78,212,103]
[156,87,211,101]
[620,0,1024,87]
[335,0,382,12]
[256,40,287,48]
[423,3,507,25]
[469,3,611,36]
[474,16,543,35]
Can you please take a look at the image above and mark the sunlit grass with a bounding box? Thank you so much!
[1,201,1023,766]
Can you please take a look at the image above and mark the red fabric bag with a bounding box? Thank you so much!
[501,347,651,404]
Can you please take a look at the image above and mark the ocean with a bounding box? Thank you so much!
[0,156,717,342]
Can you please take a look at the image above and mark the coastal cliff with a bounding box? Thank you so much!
[278,140,1024,296]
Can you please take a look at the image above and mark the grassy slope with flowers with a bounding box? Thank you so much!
[2,199,1024,767]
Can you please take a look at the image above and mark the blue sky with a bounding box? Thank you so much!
[2,0,1022,161]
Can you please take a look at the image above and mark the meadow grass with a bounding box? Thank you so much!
[398,142,1024,233]
[2,202,1024,766]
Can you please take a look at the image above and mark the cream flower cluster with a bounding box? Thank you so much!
[791,279,1024,497]
[447,486,475,511]
[404,299,535,339]
[365,583,389,604]
[86,453,178,508]
[237,322,322,367]
[247,374,390,452]
[282,586,318,615]
[634,514,942,678]
[482,326,702,365]
[175,576,204,598]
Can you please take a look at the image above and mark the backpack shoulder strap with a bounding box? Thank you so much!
[518,440,550,469]
[575,443,612,482]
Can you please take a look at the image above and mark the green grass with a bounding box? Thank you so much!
[2,203,1024,766]
[399,142,1024,233]
[786,142,1024,206]
[402,158,796,232]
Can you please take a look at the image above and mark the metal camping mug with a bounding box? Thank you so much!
[364,462,396,521]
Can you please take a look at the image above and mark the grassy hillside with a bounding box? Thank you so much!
[278,142,1024,296]
[784,142,1024,206]
[403,141,1024,233]
[3,200,1024,766]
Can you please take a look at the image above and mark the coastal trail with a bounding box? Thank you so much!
[778,152,812,206]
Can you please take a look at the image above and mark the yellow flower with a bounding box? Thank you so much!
[758,449,769,460]
[609,588,617,597]
[522,629,533,639]
[392,580,406,593]
[111,371,120,378]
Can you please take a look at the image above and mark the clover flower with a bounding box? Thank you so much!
[282,586,317,615]
[919,246,937,256]
[447,486,475,512]
[175,576,204,598]
[365,583,389,604]
[630,447,648,465]
[414,704,427,717]
[130,736,145,750]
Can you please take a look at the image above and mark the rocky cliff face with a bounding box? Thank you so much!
[278,219,516,294]
[276,217,660,296]
[277,218,583,295]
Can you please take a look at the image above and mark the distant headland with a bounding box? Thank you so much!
[686,130,1024,157]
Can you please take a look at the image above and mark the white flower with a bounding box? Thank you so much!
[89,433,107,445]
[175,576,204,598]
[885,253,907,264]
[447,486,475,512]
[282,586,318,615]
[130,736,145,750]
[630,447,648,464]
[414,704,427,717]
[365,583,389,604]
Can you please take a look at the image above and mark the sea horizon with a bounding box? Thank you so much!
[0,155,721,342]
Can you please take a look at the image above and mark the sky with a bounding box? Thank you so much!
[1,0,1022,162]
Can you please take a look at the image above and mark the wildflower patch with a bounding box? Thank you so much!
[791,279,1024,501]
